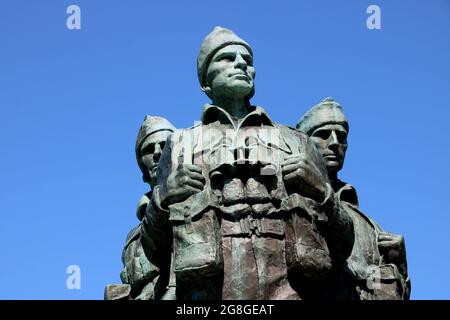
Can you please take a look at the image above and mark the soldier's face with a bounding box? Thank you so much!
[206,45,255,100]
[310,124,348,175]
[140,130,172,186]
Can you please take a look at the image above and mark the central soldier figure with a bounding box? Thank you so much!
[141,27,354,300]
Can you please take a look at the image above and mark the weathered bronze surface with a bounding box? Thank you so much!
[106,27,409,300]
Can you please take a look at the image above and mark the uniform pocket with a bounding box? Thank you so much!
[285,209,332,280]
[172,209,223,281]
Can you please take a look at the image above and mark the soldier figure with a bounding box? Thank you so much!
[297,97,410,299]
[105,116,175,300]
[141,27,354,299]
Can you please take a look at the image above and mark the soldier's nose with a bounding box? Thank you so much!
[329,131,339,148]
[153,144,162,159]
[234,52,247,69]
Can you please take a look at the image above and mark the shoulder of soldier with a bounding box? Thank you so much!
[336,180,359,206]
[186,122,202,130]
[337,180,384,232]
[274,122,308,139]
[274,122,297,131]
[277,123,298,132]
[275,122,319,161]
[166,123,204,153]
[124,224,142,249]
[135,192,152,221]
[357,210,384,233]
[167,123,203,142]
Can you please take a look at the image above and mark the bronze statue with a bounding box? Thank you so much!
[297,97,410,299]
[107,27,410,301]
[140,27,354,300]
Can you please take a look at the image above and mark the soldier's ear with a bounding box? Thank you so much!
[201,85,213,99]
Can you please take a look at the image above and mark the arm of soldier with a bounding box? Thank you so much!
[120,224,141,285]
[121,224,160,296]
[378,232,408,276]
[141,186,172,269]
[327,200,355,264]
[157,131,206,208]
[403,275,411,300]
[140,134,175,268]
[378,231,410,299]
[141,131,205,267]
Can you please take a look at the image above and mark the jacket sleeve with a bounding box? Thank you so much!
[140,134,176,269]
[141,186,172,269]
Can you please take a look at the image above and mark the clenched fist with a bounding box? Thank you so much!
[281,155,328,203]
[164,164,206,206]
[378,232,407,276]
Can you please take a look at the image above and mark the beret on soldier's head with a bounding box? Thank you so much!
[135,116,175,177]
[296,97,349,136]
[197,26,253,88]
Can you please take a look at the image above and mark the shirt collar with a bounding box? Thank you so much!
[201,104,275,129]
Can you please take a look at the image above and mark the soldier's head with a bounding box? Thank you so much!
[297,97,349,179]
[197,26,255,104]
[135,116,175,187]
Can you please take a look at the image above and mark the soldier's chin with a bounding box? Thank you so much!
[150,169,158,184]
[326,161,341,171]
[227,82,253,97]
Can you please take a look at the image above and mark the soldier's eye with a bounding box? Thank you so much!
[336,132,347,144]
[219,54,234,62]
[314,130,331,140]
[160,142,166,151]
[142,144,155,155]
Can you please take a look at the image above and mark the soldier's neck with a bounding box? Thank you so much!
[212,97,251,119]
[328,172,338,184]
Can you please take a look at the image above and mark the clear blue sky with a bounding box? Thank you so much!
[1,0,449,300]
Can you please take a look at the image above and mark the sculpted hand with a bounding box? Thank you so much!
[378,232,407,276]
[164,164,206,206]
[281,155,328,203]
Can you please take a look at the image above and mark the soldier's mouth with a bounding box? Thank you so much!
[229,73,249,80]
[323,154,338,160]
